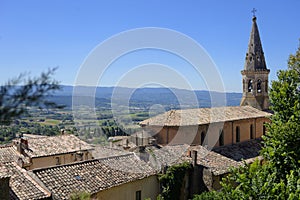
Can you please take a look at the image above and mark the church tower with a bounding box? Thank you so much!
[240,14,270,110]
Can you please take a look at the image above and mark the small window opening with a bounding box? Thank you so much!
[136,190,141,200]
[248,80,253,92]
[250,124,254,139]
[201,131,205,145]
[257,79,262,93]
[219,130,224,146]
[55,157,60,165]
[236,126,240,143]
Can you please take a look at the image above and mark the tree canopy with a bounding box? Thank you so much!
[0,68,63,125]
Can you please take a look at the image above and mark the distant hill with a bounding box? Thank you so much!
[49,85,242,109]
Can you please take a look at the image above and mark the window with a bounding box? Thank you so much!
[201,131,205,145]
[248,80,253,92]
[236,126,240,143]
[55,157,60,165]
[250,124,254,139]
[257,79,262,93]
[263,124,266,135]
[136,190,141,200]
[219,130,224,146]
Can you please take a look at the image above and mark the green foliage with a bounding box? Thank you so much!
[262,120,300,179]
[195,160,300,200]
[268,69,300,122]
[262,42,300,179]
[158,162,191,200]
[193,190,223,200]
[288,41,300,75]
[69,191,91,200]
[0,68,63,125]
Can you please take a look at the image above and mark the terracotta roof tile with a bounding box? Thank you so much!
[4,162,51,199]
[146,144,190,170]
[33,153,156,199]
[91,145,129,159]
[190,146,242,175]
[140,106,272,126]
[0,145,30,165]
[213,139,262,161]
[16,135,93,158]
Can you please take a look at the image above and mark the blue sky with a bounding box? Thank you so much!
[0,0,299,92]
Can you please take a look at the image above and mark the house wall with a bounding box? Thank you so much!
[255,117,270,138]
[201,168,226,191]
[93,175,159,200]
[212,175,222,190]
[151,126,200,145]
[149,117,270,147]
[27,151,93,170]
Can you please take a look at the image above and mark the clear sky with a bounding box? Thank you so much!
[0,0,299,92]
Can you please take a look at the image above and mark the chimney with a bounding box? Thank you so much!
[16,138,29,154]
[17,157,24,168]
[191,150,197,166]
[136,146,149,162]
[20,138,28,149]
[16,141,23,154]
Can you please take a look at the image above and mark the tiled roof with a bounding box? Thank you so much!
[0,145,20,163]
[190,146,242,176]
[33,153,156,199]
[0,145,30,165]
[140,106,272,126]
[0,164,10,178]
[213,139,262,162]
[18,134,93,158]
[146,144,190,170]
[91,145,129,159]
[22,134,48,139]
[3,162,51,200]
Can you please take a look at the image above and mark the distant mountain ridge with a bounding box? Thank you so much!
[49,85,242,109]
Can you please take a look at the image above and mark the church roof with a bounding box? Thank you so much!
[139,106,271,127]
[243,16,269,71]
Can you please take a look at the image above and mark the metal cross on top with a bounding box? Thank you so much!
[251,8,257,17]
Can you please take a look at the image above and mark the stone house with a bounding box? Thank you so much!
[0,134,94,199]
[12,134,93,170]
[32,153,159,200]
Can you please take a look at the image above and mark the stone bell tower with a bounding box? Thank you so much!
[240,13,270,110]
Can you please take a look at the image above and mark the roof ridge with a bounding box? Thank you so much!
[32,152,135,172]
[0,144,13,148]
[24,133,77,140]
